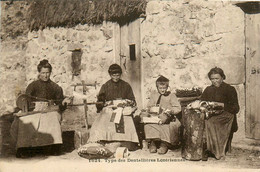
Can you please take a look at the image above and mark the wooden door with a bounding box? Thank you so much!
[245,13,260,139]
[118,19,142,109]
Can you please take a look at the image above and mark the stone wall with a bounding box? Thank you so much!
[0,1,29,114]
[141,0,245,142]
[1,0,247,141]
[25,22,116,125]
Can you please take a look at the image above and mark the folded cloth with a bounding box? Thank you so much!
[142,116,162,124]
[186,100,224,119]
[105,99,135,108]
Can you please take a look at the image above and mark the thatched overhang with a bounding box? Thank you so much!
[27,0,147,31]
[234,1,260,14]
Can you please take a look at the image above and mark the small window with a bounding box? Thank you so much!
[71,50,83,76]
[129,44,136,61]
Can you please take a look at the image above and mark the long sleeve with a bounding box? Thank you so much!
[200,87,210,101]
[25,82,35,96]
[54,86,64,105]
[224,86,240,114]
[200,83,240,115]
[55,86,66,111]
[96,84,106,112]
[147,91,158,108]
[168,94,181,114]
[126,84,135,101]
[95,79,136,112]
[25,80,66,111]
[146,91,181,115]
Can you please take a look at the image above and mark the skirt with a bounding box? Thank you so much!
[205,111,234,159]
[10,111,62,149]
[144,119,181,146]
[87,107,139,143]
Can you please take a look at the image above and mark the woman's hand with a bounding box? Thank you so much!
[158,113,169,124]
[149,106,160,114]
[208,101,224,108]
[122,106,137,116]
[213,102,224,108]
[163,109,172,116]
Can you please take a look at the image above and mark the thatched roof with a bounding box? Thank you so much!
[27,0,147,31]
[235,1,260,14]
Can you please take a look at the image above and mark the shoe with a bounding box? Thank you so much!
[16,148,22,158]
[149,141,157,153]
[51,144,62,156]
[16,148,32,158]
[157,142,168,154]
[202,150,208,161]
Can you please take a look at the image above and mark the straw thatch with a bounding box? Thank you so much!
[235,1,260,14]
[27,0,147,31]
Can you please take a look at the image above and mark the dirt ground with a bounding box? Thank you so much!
[1,113,260,172]
[0,143,260,172]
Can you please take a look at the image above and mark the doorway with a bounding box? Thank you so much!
[115,19,143,109]
[245,13,260,139]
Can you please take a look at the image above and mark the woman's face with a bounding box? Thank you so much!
[210,73,223,87]
[157,84,168,95]
[110,73,121,83]
[39,67,51,82]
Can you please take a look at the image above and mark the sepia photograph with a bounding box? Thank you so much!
[0,0,260,171]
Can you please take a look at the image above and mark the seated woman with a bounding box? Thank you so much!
[142,76,181,154]
[10,59,70,157]
[87,64,139,150]
[201,67,239,160]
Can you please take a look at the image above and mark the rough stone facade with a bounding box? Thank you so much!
[142,0,244,92]
[25,23,116,125]
[141,0,245,142]
[0,0,247,141]
[0,1,29,113]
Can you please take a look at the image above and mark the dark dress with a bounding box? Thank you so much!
[201,82,240,159]
[98,79,135,101]
[96,79,135,112]
[26,79,64,107]
[88,79,139,143]
[10,79,65,149]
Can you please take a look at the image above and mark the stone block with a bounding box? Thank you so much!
[214,5,244,34]
[66,29,73,41]
[71,32,78,42]
[101,28,113,40]
[67,43,83,51]
[146,1,162,15]
[78,31,88,42]
[103,42,113,52]
[157,30,184,45]
[175,60,187,69]
[38,31,46,44]
[203,21,216,37]
[26,41,39,55]
[214,56,245,85]
[54,33,61,41]
[87,31,100,42]
[180,73,192,85]
[218,30,245,57]
[232,84,245,142]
